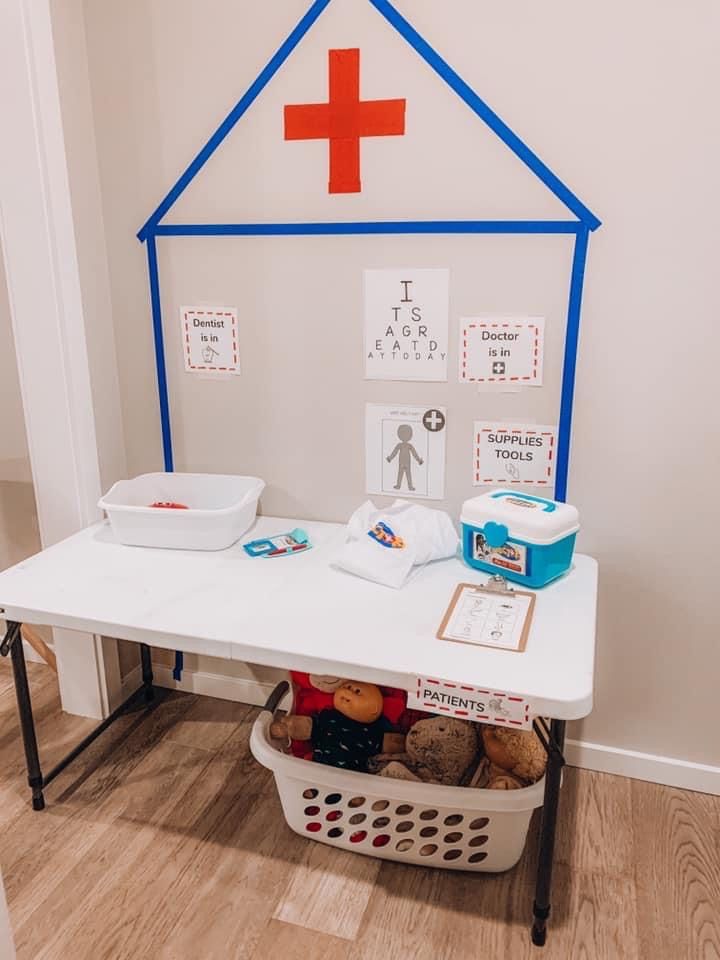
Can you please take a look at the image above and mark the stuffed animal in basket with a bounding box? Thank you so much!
[286,672,343,758]
[283,671,407,760]
[270,680,406,772]
[369,716,480,786]
[470,725,547,789]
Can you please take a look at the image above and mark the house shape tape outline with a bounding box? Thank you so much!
[137,0,601,501]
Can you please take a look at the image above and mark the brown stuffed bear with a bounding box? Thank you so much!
[370,716,479,786]
[479,725,547,785]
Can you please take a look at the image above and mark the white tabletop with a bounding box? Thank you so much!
[0,517,597,719]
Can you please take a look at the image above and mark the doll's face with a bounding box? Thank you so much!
[333,681,384,723]
[309,675,345,693]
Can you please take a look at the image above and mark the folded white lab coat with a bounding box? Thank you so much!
[334,500,459,589]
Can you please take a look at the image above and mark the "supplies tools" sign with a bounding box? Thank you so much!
[473,422,558,487]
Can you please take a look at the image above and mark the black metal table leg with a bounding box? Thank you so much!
[1,619,163,810]
[140,642,154,702]
[3,622,46,810]
[532,718,566,947]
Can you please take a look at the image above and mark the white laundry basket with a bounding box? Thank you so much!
[251,710,545,873]
[99,473,264,550]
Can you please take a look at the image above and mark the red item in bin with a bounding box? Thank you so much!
[150,501,189,509]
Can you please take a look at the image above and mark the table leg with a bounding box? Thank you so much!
[3,622,46,810]
[532,718,566,947]
[1,621,160,810]
[140,642,154,702]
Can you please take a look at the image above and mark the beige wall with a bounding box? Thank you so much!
[0,239,41,570]
[50,0,128,495]
[0,241,31,481]
[82,0,719,767]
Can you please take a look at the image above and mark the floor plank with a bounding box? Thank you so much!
[275,841,380,941]
[1,690,197,911]
[154,731,308,960]
[163,693,254,753]
[633,779,720,960]
[14,738,214,960]
[555,766,635,879]
[252,920,351,960]
[353,862,638,960]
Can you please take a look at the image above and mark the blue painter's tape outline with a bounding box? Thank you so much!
[146,233,174,472]
[137,0,601,502]
[555,225,590,503]
[138,0,600,236]
[367,0,600,231]
[154,220,581,237]
[137,0,333,241]
[173,650,184,681]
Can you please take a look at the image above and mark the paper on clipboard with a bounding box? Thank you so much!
[437,583,535,651]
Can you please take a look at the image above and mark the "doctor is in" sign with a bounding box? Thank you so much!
[407,676,532,729]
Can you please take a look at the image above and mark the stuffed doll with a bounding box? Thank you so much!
[286,672,344,758]
[271,680,405,772]
[282,672,408,760]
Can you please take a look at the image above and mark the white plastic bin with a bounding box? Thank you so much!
[99,473,264,550]
[251,710,545,873]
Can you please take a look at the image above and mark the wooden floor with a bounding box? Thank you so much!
[0,661,718,960]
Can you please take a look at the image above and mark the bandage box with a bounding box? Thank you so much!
[460,490,579,588]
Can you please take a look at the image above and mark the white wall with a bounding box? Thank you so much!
[0,241,31,481]
[81,0,720,772]
[0,0,130,717]
[50,0,127,495]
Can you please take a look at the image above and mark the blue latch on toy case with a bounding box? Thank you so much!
[243,528,311,558]
[481,521,510,548]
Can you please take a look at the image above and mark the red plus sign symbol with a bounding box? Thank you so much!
[284,48,406,194]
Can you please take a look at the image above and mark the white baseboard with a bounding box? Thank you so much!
[152,663,282,707]
[565,738,720,797]
[119,662,720,796]
[119,662,281,709]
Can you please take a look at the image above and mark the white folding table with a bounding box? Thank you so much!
[0,516,597,946]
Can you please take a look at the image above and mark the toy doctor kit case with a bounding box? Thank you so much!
[460,490,579,588]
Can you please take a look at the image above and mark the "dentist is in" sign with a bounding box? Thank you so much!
[181,306,240,374]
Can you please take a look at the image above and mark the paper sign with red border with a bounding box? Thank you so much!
[408,676,532,730]
[459,316,544,385]
[473,421,557,487]
[181,306,240,374]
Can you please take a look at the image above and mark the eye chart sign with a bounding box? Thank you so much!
[364,269,449,381]
[181,306,240,374]
[408,677,532,729]
[366,403,446,500]
[459,317,544,385]
[473,422,558,487]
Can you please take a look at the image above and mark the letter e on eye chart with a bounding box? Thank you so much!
[474,422,558,487]
[366,403,447,500]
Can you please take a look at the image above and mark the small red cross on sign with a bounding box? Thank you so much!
[284,48,406,194]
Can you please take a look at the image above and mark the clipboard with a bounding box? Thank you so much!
[436,576,536,652]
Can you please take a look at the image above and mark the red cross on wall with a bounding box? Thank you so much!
[284,48,406,194]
